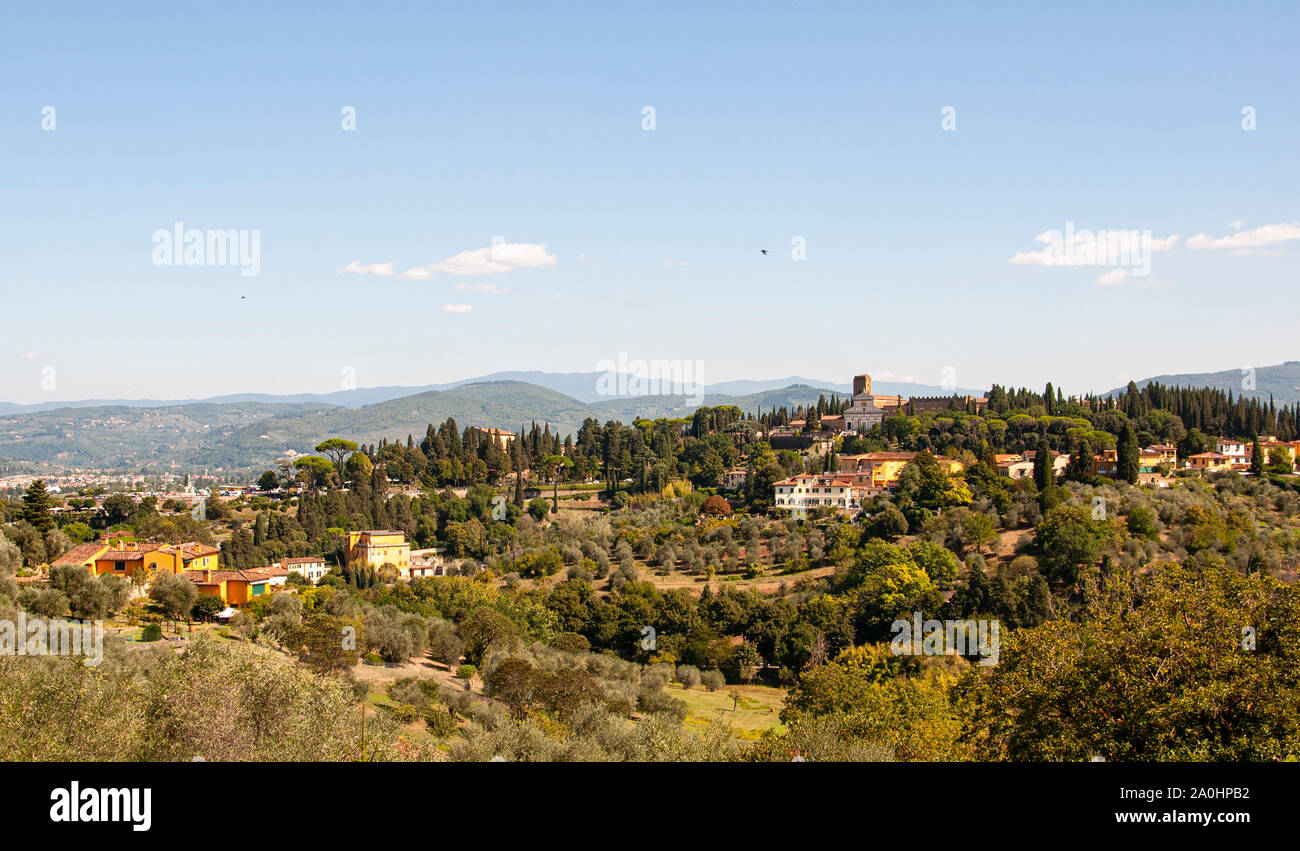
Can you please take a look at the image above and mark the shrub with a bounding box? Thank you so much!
[192,595,225,621]
[676,664,701,690]
[551,632,591,654]
[230,611,258,640]
[637,688,689,722]
[423,708,458,737]
[641,663,673,691]
[457,664,477,680]
[701,669,725,692]
[140,623,163,642]
[388,677,428,709]
[388,703,419,724]
[1126,505,1159,540]
[701,495,733,516]
[527,499,551,521]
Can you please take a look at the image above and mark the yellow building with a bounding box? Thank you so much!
[837,452,965,488]
[345,530,411,570]
[1187,452,1232,472]
[89,540,219,578]
[184,568,271,606]
[1260,440,1300,469]
[1145,443,1178,467]
[156,542,220,574]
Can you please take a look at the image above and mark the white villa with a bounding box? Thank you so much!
[773,474,864,515]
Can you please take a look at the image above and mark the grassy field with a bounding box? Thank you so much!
[667,682,786,739]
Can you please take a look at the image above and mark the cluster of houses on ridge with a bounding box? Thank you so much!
[50,529,444,613]
[769,437,1299,518]
[748,372,1300,518]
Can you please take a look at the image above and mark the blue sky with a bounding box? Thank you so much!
[2,1,1297,404]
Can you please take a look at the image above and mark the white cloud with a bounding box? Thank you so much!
[441,304,473,314]
[18,351,36,360]
[345,243,556,280]
[1096,269,1174,288]
[338,260,396,276]
[1228,220,1245,231]
[424,242,556,277]
[1186,222,1300,250]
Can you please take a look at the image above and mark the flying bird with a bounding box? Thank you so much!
[760,249,768,255]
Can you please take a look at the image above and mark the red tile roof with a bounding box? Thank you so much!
[182,569,269,585]
[244,565,289,580]
[54,542,108,565]
[99,550,149,562]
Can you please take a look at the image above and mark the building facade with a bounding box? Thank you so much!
[773,474,863,515]
[184,568,271,606]
[88,540,219,579]
[281,556,330,583]
[345,530,411,570]
[471,427,517,450]
[842,374,905,432]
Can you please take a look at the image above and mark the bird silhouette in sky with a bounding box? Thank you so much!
[760,249,768,255]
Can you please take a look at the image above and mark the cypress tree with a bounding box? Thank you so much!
[1032,436,1053,491]
[1117,423,1139,483]
[1250,436,1265,475]
[1066,439,1093,482]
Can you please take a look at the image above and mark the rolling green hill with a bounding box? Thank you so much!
[1109,361,1300,405]
[0,402,334,471]
[216,381,596,463]
[0,381,840,473]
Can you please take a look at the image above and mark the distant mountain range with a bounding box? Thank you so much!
[1105,361,1300,404]
[12,361,1294,474]
[0,370,986,413]
[0,380,876,472]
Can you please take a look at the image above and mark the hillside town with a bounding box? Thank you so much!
[4,367,1300,785]
[5,370,1297,620]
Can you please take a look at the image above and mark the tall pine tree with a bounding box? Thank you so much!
[21,479,55,533]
